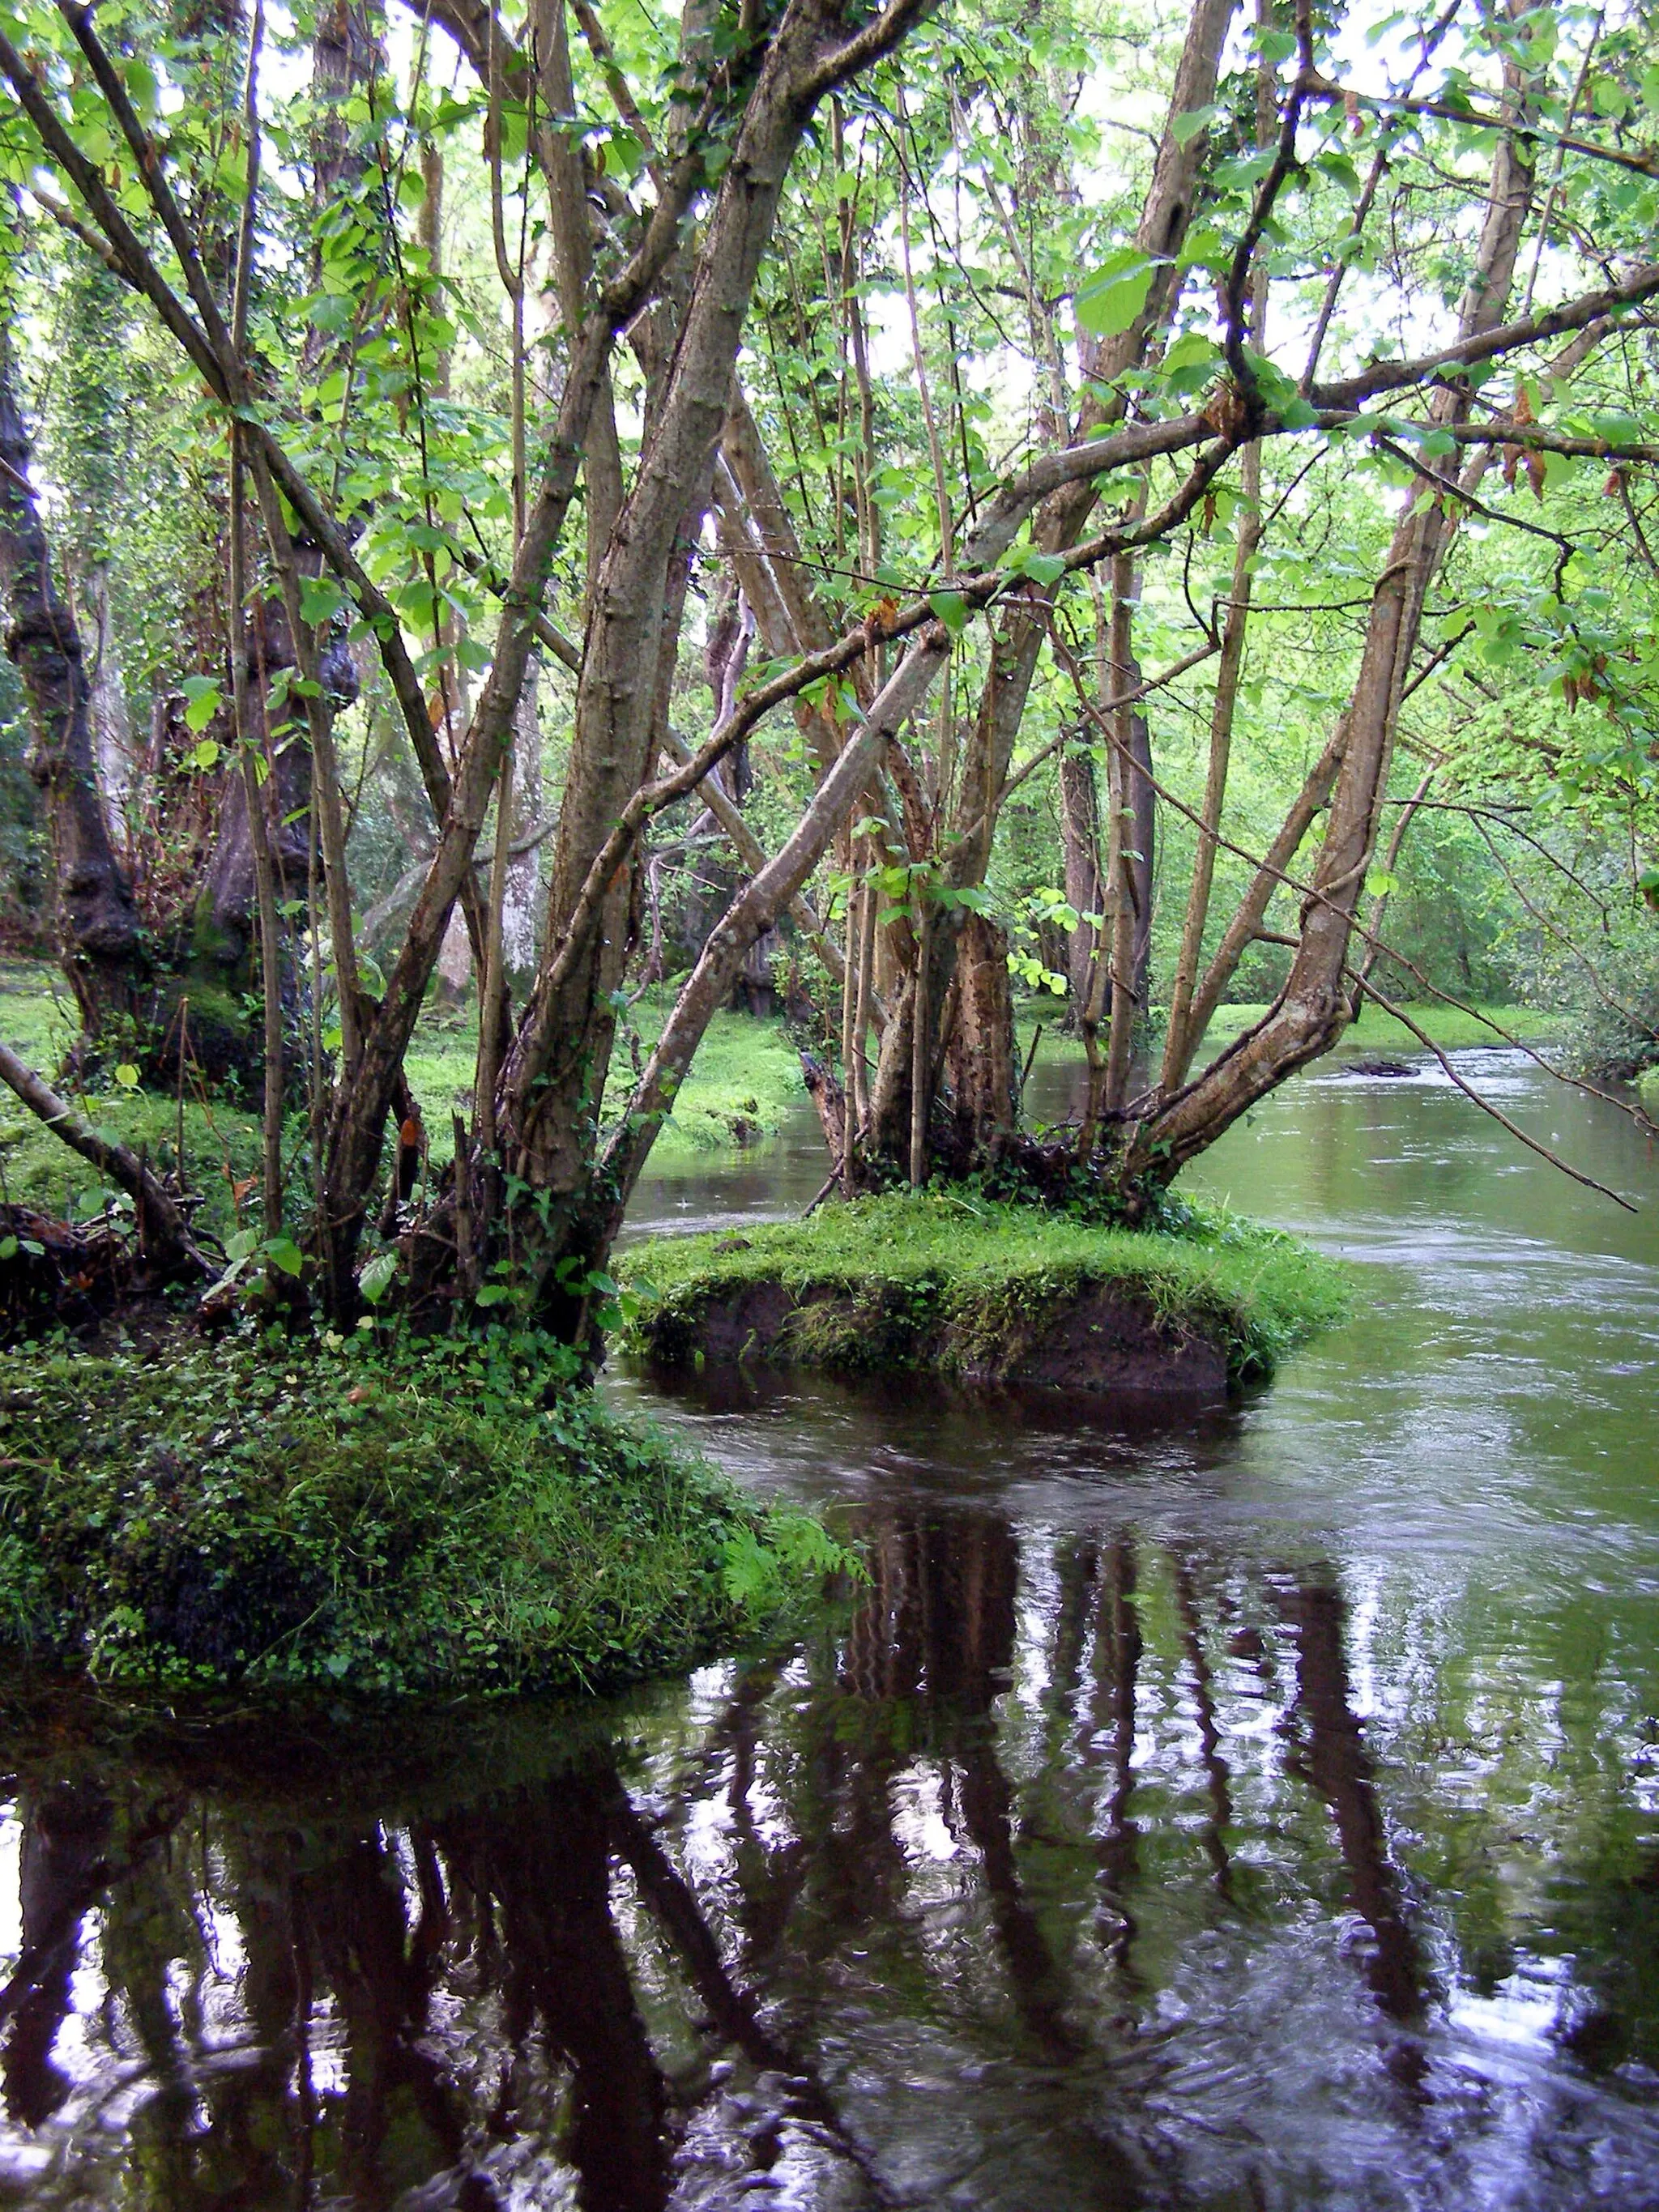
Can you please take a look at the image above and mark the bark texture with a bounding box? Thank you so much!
[0,330,141,1044]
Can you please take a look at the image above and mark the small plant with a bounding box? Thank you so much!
[0,1319,853,1695]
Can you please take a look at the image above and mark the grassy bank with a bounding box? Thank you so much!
[0,1325,842,1694]
[0,961,805,1240]
[621,1191,1349,1388]
[1021,997,1563,1068]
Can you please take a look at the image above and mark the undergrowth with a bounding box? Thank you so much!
[621,1189,1350,1383]
[0,1321,847,1695]
[0,962,806,1241]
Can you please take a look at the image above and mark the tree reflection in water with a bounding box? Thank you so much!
[2,1498,1658,2210]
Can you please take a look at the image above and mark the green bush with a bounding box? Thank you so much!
[0,1323,844,1694]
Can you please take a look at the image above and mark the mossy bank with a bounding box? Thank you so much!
[0,1327,843,1695]
[621,1192,1349,1396]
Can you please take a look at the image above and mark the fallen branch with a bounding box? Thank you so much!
[0,1039,209,1275]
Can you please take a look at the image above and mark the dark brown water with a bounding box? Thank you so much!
[4,1046,1658,2208]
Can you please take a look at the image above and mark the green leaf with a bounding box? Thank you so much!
[298,573,347,627]
[1004,547,1068,588]
[1075,249,1157,339]
[360,1251,399,1305]
[181,677,221,732]
[474,1283,512,1306]
[0,1236,17,1260]
[265,1235,305,1277]
[1163,331,1222,374]
[190,739,221,771]
[928,589,967,637]
[114,1063,140,1090]
[1171,104,1221,148]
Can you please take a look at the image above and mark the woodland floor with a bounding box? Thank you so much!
[0,962,807,1242]
[0,956,1562,1242]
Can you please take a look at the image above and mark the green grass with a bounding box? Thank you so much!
[0,1324,844,1695]
[621,1189,1350,1384]
[1020,996,1562,1066]
[403,992,805,1160]
[0,961,805,1236]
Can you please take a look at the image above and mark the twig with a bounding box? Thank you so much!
[1350,974,1637,1210]
[802,1168,842,1218]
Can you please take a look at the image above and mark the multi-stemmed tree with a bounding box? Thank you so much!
[2,0,1657,1336]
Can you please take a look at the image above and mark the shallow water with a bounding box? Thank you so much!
[3,1044,1658,2209]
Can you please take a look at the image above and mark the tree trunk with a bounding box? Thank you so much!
[0,328,142,1049]
[1059,748,1102,1021]
[942,913,1019,1169]
[83,564,133,855]
[856,0,1236,1178]
[502,655,543,987]
[1132,27,1538,1194]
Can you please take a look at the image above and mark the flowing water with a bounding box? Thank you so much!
[3,1044,1658,2209]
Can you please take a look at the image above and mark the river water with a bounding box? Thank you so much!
[2,1045,1657,2209]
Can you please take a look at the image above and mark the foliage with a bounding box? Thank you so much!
[0,1322,848,1694]
[1,0,1657,1335]
[0,964,807,1247]
[621,1190,1350,1385]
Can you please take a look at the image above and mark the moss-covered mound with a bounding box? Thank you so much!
[621,1192,1349,1393]
[0,1327,842,1695]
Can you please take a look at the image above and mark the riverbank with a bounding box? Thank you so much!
[0,962,804,1240]
[1019,995,1563,1072]
[621,1191,1349,1394]
[1,955,1564,1242]
[0,1325,842,1694]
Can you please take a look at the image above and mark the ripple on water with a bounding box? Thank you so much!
[1,1058,1657,2209]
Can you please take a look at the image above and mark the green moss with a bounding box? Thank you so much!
[0,1327,845,1695]
[400,998,805,1165]
[617,1003,805,1156]
[620,1191,1350,1385]
[0,957,78,1067]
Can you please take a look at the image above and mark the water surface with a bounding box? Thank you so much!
[2,1044,1657,2208]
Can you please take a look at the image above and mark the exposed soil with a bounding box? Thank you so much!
[639,1276,1230,1396]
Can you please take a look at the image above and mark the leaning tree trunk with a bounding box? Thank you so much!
[857,0,1237,1181]
[0,327,142,1051]
[1128,17,1539,1198]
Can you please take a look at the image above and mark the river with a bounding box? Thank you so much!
[2,1044,1657,2209]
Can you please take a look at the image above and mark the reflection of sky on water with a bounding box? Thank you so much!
[1,1050,1657,2207]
